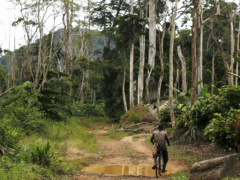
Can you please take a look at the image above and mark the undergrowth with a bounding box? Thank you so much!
[0,116,106,179]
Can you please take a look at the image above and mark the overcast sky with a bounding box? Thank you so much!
[0,0,237,52]
[0,0,21,51]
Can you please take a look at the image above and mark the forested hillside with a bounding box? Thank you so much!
[0,0,240,179]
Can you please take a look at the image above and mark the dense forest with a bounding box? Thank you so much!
[0,0,240,179]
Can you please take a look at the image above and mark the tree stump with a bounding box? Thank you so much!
[190,154,240,180]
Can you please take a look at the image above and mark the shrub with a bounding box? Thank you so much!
[184,96,222,130]
[184,86,240,131]
[28,141,53,166]
[72,102,105,117]
[39,78,71,121]
[0,119,23,151]
[0,82,45,151]
[126,113,142,124]
[159,106,185,128]
[205,109,240,152]
[120,105,157,126]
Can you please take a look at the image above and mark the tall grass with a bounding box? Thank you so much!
[0,116,106,179]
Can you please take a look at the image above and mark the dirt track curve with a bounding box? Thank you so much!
[72,128,186,180]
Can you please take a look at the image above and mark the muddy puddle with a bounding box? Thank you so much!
[82,164,179,176]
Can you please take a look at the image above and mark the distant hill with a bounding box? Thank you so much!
[0,56,7,70]
[0,28,112,71]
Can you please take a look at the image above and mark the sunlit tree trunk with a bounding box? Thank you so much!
[129,0,134,108]
[137,0,147,105]
[236,6,240,86]
[177,45,187,92]
[230,12,235,85]
[62,0,72,73]
[191,0,198,106]
[169,0,178,128]
[35,1,43,87]
[123,64,128,112]
[157,22,166,107]
[197,0,205,94]
[146,0,156,104]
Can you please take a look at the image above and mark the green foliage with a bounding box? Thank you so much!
[0,119,23,150]
[27,141,53,167]
[205,109,240,151]
[198,84,210,100]
[170,171,189,180]
[126,113,142,124]
[0,157,39,180]
[101,49,125,120]
[113,14,146,46]
[46,117,99,153]
[184,96,222,130]
[0,82,45,150]
[159,106,185,128]
[219,86,240,109]
[72,102,105,117]
[184,86,240,131]
[39,77,71,121]
[0,65,7,93]
[0,144,73,179]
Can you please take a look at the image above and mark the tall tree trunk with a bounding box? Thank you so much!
[62,0,71,73]
[130,43,135,108]
[40,25,55,90]
[191,1,198,106]
[157,22,166,107]
[174,60,180,97]
[129,0,134,108]
[123,65,128,112]
[197,0,205,94]
[177,45,187,92]
[138,34,145,105]
[35,1,43,88]
[137,0,146,105]
[169,0,178,129]
[146,0,156,104]
[236,6,240,86]
[230,12,235,85]
[79,70,85,103]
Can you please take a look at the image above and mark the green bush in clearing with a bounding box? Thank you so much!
[72,102,105,117]
[205,109,240,152]
[159,106,184,128]
[126,113,142,124]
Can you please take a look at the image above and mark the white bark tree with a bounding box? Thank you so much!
[236,5,240,86]
[230,12,235,85]
[169,0,178,128]
[156,21,167,107]
[146,0,156,104]
[137,0,147,105]
[129,0,135,108]
[191,0,198,106]
[177,45,187,92]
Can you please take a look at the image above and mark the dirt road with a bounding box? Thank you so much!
[73,129,186,180]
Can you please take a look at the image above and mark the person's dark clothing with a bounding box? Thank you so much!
[151,130,170,172]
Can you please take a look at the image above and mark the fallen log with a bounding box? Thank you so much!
[190,153,240,180]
